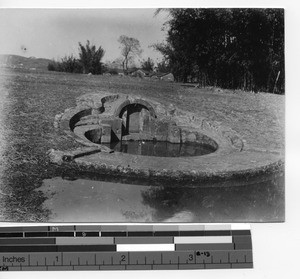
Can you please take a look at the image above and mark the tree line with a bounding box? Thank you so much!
[154,8,284,94]
[48,36,149,75]
[48,40,105,74]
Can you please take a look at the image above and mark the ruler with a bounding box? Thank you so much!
[0,224,253,271]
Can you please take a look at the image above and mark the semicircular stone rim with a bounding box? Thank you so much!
[51,93,283,186]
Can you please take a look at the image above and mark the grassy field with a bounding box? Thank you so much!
[0,68,285,222]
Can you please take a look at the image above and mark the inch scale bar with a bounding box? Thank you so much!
[0,224,253,271]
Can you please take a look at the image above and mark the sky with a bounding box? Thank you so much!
[0,9,168,65]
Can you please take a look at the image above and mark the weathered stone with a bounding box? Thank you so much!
[180,128,197,143]
[153,120,169,141]
[50,88,283,187]
[167,124,181,143]
[91,107,101,115]
[186,132,197,142]
[180,129,187,143]
[99,117,122,142]
[75,116,99,127]
[100,124,111,143]
[141,110,151,133]
[128,111,141,133]
[85,128,102,144]
[47,149,63,164]
[140,108,151,132]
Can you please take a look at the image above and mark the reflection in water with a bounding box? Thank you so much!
[0,69,285,223]
[38,178,155,222]
[141,173,284,222]
[37,173,284,223]
[105,141,215,157]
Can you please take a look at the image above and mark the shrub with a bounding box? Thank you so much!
[47,56,82,74]
[108,69,119,75]
[47,60,58,71]
[47,40,105,75]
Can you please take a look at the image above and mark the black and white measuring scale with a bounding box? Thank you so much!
[0,224,253,271]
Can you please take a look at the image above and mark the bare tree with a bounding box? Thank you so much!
[118,35,142,73]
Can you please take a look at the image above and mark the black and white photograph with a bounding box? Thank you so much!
[0,8,285,223]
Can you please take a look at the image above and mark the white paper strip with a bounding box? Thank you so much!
[117,244,175,252]
[174,236,232,244]
[231,224,251,230]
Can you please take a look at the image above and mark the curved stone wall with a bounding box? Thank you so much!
[50,91,283,186]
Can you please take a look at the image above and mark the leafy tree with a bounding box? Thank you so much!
[141,57,154,72]
[154,8,284,93]
[156,59,171,73]
[78,40,105,74]
[118,35,142,73]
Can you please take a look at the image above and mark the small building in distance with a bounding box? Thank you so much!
[130,69,175,82]
[150,72,175,82]
[159,72,174,82]
[130,69,150,78]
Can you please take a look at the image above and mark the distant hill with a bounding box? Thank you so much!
[0,54,52,71]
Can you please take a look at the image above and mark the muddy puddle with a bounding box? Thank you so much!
[36,174,284,223]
